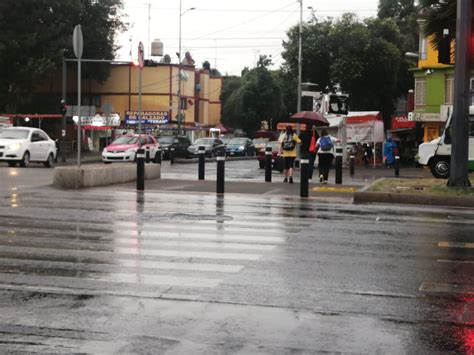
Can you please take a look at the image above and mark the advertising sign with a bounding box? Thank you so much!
[125,111,170,125]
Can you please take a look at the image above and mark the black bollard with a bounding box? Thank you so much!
[395,155,400,177]
[198,145,205,180]
[216,151,225,194]
[154,147,162,164]
[170,147,175,165]
[349,154,355,177]
[335,146,343,184]
[300,158,309,198]
[265,146,272,182]
[136,148,145,191]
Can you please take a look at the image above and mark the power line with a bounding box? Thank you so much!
[128,5,377,13]
[189,2,297,41]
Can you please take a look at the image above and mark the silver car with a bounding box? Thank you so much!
[0,127,57,167]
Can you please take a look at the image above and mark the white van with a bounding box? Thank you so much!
[417,111,474,178]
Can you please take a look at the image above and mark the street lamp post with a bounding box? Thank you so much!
[297,0,303,114]
[177,1,196,136]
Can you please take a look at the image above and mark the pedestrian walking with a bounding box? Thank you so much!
[316,129,338,183]
[383,137,396,168]
[299,124,319,179]
[363,142,373,167]
[279,126,301,184]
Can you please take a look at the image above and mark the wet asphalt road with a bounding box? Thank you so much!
[1,163,474,353]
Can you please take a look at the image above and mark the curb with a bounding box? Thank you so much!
[173,156,256,165]
[354,178,474,208]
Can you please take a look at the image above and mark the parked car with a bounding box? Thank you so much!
[252,137,269,151]
[220,137,232,146]
[102,134,160,163]
[157,135,191,159]
[187,138,226,158]
[256,140,284,172]
[0,127,57,168]
[226,137,255,156]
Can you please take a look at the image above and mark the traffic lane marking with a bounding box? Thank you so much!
[420,282,474,294]
[438,241,474,249]
[311,186,358,193]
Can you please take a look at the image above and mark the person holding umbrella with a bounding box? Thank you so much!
[299,124,319,180]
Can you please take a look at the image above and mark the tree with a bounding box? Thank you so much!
[280,13,411,126]
[418,0,457,50]
[0,0,126,113]
[222,55,284,136]
[280,19,333,116]
[378,0,419,56]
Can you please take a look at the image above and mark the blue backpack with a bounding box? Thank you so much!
[319,136,333,151]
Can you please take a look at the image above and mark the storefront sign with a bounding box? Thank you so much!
[125,111,170,125]
[391,115,416,130]
[409,112,444,122]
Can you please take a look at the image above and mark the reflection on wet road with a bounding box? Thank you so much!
[0,187,474,352]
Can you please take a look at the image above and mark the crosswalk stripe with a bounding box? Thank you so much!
[0,226,286,244]
[0,245,262,261]
[419,281,474,294]
[0,257,244,273]
[0,234,277,251]
[438,241,474,249]
[0,272,220,289]
[0,283,201,300]
[113,247,261,260]
[437,259,474,264]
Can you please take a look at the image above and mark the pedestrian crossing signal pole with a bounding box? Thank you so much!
[448,0,472,187]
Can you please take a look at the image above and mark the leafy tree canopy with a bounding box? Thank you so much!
[418,0,457,49]
[222,55,284,136]
[280,13,413,124]
[0,0,127,113]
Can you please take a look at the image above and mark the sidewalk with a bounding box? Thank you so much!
[61,154,474,208]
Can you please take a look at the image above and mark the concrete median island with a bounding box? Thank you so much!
[354,177,474,208]
[53,163,161,189]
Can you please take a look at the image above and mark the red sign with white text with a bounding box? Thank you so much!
[391,115,416,130]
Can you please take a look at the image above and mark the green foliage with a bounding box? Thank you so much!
[0,0,126,113]
[418,0,456,50]
[222,56,284,136]
[280,13,414,124]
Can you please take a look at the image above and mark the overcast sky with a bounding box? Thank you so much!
[116,0,379,76]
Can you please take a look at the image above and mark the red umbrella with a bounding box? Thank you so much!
[288,111,329,127]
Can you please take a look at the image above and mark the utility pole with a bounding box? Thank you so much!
[297,0,303,113]
[448,0,472,187]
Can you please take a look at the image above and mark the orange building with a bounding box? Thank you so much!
[36,62,223,150]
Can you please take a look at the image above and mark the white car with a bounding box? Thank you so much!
[0,127,57,168]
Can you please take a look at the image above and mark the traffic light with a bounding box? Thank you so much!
[438,29,452,64]
[59,100,67,116]
[328,94,349,115]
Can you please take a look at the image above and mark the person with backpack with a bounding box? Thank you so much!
[279,126,301,183]
[316,129,338,183]
[299,124,319,180]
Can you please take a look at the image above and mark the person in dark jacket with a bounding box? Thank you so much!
[299,124,319,179]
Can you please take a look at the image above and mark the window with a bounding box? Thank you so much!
[31,132,44,142]
[419,37,428,60]
[418,20,428,60]
[180,97,187,110]
[445,75,454,105]
[470,116,474,137]
[415,77,426,106]
[470,78,474,106]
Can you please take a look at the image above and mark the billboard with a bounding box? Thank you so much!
[125,111,170,125]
